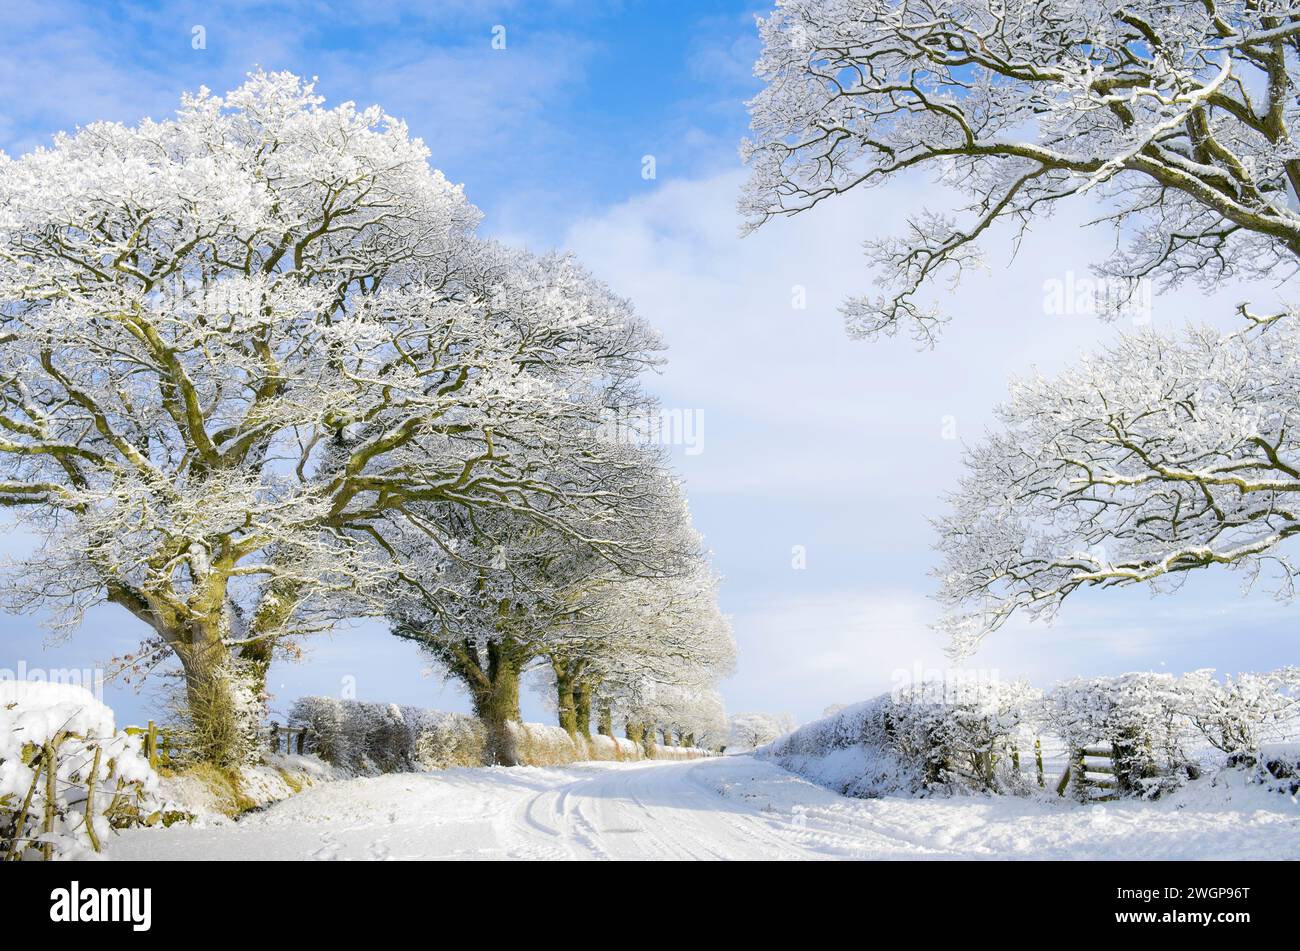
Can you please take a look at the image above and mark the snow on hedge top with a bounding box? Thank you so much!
[0,680,116,753]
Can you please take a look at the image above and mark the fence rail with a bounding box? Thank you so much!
[267,723,308,756]
[1072,742,1118,801]
[123,721,310,767]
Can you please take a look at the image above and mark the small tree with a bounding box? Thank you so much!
[1181,667,1300,765]
[728,712,797,751]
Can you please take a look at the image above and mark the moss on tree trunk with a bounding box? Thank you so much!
[172,624,262,768]
[113,578,267,769]
[552,660,578,736]
[573,681,593,739]
[469,640,525,765]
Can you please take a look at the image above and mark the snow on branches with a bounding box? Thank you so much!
[728,711,798,751]
[742,0,1300,344]
[743,4,1300,649]
[935,313,1300,651]
[0,71,696,766]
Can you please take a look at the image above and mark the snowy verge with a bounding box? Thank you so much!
[699,755,1300,860]
[158,752,348,822]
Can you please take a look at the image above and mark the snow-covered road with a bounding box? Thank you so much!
[111,755,1300,861]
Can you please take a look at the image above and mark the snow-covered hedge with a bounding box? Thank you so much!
[761,698,917,797]
[764,680,1039,797]
[504,723,712,765]
[506,723,641,766]
[1180,668,1300,764]
[1,682,185,860]
[1045,673,1197,798]
[768,670,1300,801]
[650,743,711,761]
[289,697,485,773]
[290,697,707,771]
[1045,669,1300,798]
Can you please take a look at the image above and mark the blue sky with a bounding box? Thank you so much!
[2,0,1296,729]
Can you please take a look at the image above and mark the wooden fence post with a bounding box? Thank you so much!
[146,720,158,770]
[83,744,103,853]
[42,736,60,861]
[1035,738,1044,788]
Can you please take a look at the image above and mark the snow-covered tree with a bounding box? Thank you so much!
[568,571,733,733]
[728,711,797,751]
[0,71,660,765]
[1181,667,1300,763]
[743,0,1300,345]
[936,318,1300,652]
[388,448,722,759]
[574,564,736,746]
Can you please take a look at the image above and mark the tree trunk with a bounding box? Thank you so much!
[112,580,265,769]
[598,704,614,737]
[171,620,262,769]
[392,616,532,767]
[468,639,525,765]
[552,660,578,736]
[625,721,645,745]
[573,681,593,739]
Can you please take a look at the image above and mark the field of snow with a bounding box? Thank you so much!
[110,755,1300,861]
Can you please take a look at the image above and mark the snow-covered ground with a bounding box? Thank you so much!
[109,756,1300,861]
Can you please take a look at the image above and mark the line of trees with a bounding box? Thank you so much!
[0,72,735,767]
